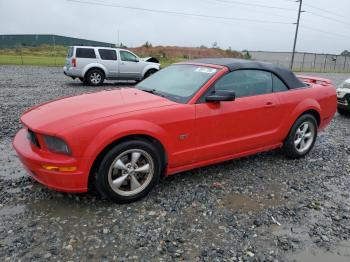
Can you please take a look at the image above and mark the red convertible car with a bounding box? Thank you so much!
[13,59,337,203]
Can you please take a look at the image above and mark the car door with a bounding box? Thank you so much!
[97,49,119,78]
[194,69,284,162]
[118,50,143,79]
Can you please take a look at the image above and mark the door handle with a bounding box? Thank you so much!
[264,102,276,108]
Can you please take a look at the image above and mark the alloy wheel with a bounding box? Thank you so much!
[90,72,101,84]
[107,149,154,196]
[294,121,315,153]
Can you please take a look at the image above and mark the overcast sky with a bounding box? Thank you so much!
[0,0,349,54]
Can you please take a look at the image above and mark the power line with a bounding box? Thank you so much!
[203,0,296,20]
[306,11,350,27]
[66,0,293,24]
[303,3,349,21]
[211,0,296,11]
[280,0,350,23]
[301,25,348,39]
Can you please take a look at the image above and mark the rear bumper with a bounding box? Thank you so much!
[13,128,88,193]
[63,66,83,78]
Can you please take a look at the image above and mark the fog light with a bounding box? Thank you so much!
[42,165,77,172]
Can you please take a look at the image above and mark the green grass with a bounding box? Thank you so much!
[0,54,186,67]
[0,55,65,66]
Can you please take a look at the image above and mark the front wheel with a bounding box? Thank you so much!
[95,140,162,203]
[143,69,158,79]
[283,114,317,159]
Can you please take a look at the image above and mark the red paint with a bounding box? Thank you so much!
[13,63,337,193]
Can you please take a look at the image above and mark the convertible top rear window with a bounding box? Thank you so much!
[136,65,217,103]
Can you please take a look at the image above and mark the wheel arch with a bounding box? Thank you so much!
[279,99,321,142]
[83,64,107,78]
[142,65,159,78]
[282,106,321,143]
[84,120,172,190]
[88,134,168,190]
[300,109,321,127]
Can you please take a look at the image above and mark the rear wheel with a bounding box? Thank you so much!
[86,69,104,86]
[95,140,162,203]
[283,114,317,158]
[143,69,157,79]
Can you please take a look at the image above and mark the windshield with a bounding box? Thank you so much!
[136,64,218,103]
[339,79,350,89]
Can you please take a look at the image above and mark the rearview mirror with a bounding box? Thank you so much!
[206,90,235,102]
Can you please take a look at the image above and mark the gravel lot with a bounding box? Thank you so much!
[1,65,350,261]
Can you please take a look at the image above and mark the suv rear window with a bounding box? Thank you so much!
[76,48,96,58]
[67,47,73,58]
[98,49,117,60]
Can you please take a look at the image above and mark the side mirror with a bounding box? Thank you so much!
[206,90,235,102]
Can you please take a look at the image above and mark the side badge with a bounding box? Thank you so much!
[179,134,188,140]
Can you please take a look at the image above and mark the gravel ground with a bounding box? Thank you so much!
[0,65,350,261]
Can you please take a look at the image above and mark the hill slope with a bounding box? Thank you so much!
[0,34,113,48]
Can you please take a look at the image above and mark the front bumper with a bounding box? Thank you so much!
[337,94,350,111]
[13,128,88,193]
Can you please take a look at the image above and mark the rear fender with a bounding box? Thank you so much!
[280,99,321,139]
[82,63,108,77]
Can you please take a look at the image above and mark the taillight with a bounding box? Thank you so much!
[72,58,76,67]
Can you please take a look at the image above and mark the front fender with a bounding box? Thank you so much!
[82,63,108,77]
[82,120,173,175]
[141,64,160,77]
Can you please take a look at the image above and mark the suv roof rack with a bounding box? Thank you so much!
[73,44,115,48]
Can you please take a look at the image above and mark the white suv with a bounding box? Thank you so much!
[63,46,160,86]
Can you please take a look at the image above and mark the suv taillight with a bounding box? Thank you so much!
[72,58,76,67]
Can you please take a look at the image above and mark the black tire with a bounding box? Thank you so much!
[338,108,350,116]
[95,140,162,203]
[79,77,88,84]
[86,69,104,86]
[143,69,158,79]
[283,114,318,159]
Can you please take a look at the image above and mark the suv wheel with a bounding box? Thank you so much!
[95,140,162,203]
[283,114,317,158]
[144,69,157,79]
[86,69,104,86]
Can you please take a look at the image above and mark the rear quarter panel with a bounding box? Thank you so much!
[276,84,336,141]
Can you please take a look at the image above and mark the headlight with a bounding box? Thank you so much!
[43,135,71,155]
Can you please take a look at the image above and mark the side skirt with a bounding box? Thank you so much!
[166,143,283,176]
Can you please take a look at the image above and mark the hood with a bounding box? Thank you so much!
[141,57,160,64]
[21,88,175,134]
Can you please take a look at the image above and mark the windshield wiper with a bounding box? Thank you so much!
[139,88,166,98]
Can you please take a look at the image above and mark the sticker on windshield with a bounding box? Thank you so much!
[194,67,217,74]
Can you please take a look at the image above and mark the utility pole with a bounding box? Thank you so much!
[117,30,120,47]
[52,35,56,66]
[290,0,303,70]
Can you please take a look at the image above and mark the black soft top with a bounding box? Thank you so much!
[190,58,306,89]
